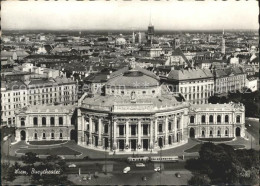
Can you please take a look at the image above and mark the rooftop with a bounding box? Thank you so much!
[19,105,76,114]
[190,102,244,111]
[167,68,214,81]
[81,94,187,112]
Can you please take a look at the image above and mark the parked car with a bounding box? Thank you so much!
[59,155,65,159]
[123,167,131,173]
[68,164,76,168]
[175,172,181,178]
[83,156,89,160]
[82,176,87,181]
[154,167,161,172]
[136,163,145,167]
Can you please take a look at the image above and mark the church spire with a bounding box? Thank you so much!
[149,8,152,26]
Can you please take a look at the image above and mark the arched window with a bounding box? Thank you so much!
[210,128,213,136]
[33,117,38,126]
[236,115,241,123]
[209,115,213,123]
[202,130,205,137]
[50,117,55,126]
[59,117,63,125]
[225,129,228,136]
[202,128,205,137]
[43,133,46,139]
[21,118,25,126]
[225,115,229,123]
[190,116,195,123]
[34,133,38,139]
[201,115,206,123]
[42,117,46,126]
[60,133,63,139]
[51,132,54,139]
[217,129,221,136]
[217,115,221,123]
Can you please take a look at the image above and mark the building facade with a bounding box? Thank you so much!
[1,81,28,126]
[13,65,246,154]
[162,68,214,104]
[188,103,245,138]
[1,77,78,126]
[15,105,76,142]
[77,66,190,153]
[213,66,246,95]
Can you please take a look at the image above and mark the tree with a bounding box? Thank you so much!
[1,162,20,182]
[21,152,40,165]
[208,96,220,104]
[186,143,259,185]
[219,96,227,103]
[30,155,70,185]
[188,174,211,185]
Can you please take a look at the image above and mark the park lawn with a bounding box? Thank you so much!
[29,140,68,145]
[185,144,245,153]
[17,146,81,155]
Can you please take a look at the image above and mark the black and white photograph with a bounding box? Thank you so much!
[1,0,259,185]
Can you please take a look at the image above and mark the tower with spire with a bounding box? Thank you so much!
[146,10,154,46]
[221,29,225,54]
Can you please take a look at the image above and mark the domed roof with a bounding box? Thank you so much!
[106,69,159,87]
[116,38,126,43]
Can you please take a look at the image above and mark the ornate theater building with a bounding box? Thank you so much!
[14,64,245,154]
[76,65,245,153]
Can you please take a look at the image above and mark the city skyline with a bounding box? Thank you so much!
[1,1,258,31]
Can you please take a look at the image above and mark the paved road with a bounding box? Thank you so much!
[245,118,259,139]
[68,170,192,185]
[65,161,186,174]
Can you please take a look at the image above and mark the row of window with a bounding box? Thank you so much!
[21,117,66,126]
[34,132,63,139]
[190,115,241,124]
[183,92,213,100]
[180,85,214,93]
[29,93,75,100]
[201,129,229,136]
[109,90,156,95]
[218,76,245,82]
[3,91,26,97]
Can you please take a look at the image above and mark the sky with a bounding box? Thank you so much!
[1,0,259,30]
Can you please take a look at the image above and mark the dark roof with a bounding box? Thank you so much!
[214,66,245,78]
[84,72,109,83]
[167,68,214,81]
[5,80,27,90]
